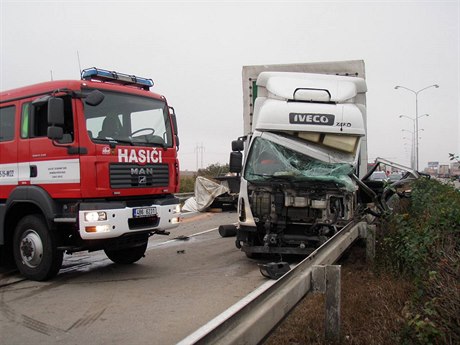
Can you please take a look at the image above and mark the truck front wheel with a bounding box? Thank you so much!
[13,215,63,281]
[104,241,147,264]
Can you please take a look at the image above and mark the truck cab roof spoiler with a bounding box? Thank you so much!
[257,72,367,103]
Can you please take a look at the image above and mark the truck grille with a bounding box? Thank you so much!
[110,163,169,189]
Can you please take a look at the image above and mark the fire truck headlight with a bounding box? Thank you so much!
[84,211,107,222]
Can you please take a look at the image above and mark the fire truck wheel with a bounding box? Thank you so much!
[104,241,148,264]
[13,215,63,281]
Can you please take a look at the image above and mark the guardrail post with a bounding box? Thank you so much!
[312,265,341,343]
[312,265,326,293]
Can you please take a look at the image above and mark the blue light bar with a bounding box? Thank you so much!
[81,67,154,90]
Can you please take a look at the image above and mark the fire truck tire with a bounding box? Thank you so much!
[13,214,63,281]
[104,241,148,264]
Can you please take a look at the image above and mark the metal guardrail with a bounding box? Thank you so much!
[177,221,368,345]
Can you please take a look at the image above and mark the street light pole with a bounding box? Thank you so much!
[401,128,424,169]
[395,84,439,171]
[401,125,415,168]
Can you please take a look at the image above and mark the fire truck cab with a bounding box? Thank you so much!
[0,68,181,280]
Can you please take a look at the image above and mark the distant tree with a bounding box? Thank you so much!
[197,163,230,179]
[178,163,230,193]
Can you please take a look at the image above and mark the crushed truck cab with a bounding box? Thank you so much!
[230,61,368,256]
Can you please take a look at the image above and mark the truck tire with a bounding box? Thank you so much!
[13,214,63,281]
[104,241,147,264]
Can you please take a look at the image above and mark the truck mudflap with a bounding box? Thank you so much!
[78,202,180,240]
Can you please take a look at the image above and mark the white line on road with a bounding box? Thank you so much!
[147,223,238,251]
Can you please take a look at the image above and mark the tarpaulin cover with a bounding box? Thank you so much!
[182,176,230,212]
[244,137,356,192]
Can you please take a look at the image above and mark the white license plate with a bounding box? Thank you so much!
[133,207,157,218]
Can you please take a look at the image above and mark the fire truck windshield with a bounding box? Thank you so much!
[84,90,173,148]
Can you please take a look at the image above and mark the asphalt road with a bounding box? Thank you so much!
[0,211,267,345]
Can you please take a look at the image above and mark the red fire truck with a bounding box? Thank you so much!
[0,68,181,281]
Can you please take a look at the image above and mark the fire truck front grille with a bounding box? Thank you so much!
[110,163,169,189]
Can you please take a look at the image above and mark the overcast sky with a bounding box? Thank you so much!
[1,0,459,171]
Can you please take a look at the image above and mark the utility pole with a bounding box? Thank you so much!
[195,143,205,171]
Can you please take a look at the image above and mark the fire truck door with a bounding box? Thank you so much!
[23,97,80,194]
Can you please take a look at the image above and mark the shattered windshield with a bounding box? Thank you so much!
[84,90,173,148]
[244,136,356,191]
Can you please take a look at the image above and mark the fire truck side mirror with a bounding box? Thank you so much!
[169,107,178,134]
[169,107,179,149]
[229,151,243,174]
[47,97,64,140]
[48,97,64,126]
[47,126,64,140]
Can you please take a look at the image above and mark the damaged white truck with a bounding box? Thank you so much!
[228,60,415,257]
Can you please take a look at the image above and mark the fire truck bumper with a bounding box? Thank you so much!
[78,203,181,240]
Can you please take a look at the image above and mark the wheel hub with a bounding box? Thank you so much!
[19,230,44,268]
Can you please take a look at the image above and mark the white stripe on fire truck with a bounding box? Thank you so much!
[0,159,80,185]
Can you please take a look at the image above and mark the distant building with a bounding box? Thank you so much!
[450,162,460,177]
[438,165,450,178]
[426,161,439,175]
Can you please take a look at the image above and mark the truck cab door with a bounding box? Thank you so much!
[22,95,80,198]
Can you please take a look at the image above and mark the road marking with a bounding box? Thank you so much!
[147,223,238,251]
[147,227,217,250]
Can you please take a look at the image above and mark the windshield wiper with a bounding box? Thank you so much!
[94,137,134,146]
[114,138,134,146]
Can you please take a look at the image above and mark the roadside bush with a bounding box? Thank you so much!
[179,175,195,193]
[378,178,460,344]
[197,163,229,180]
